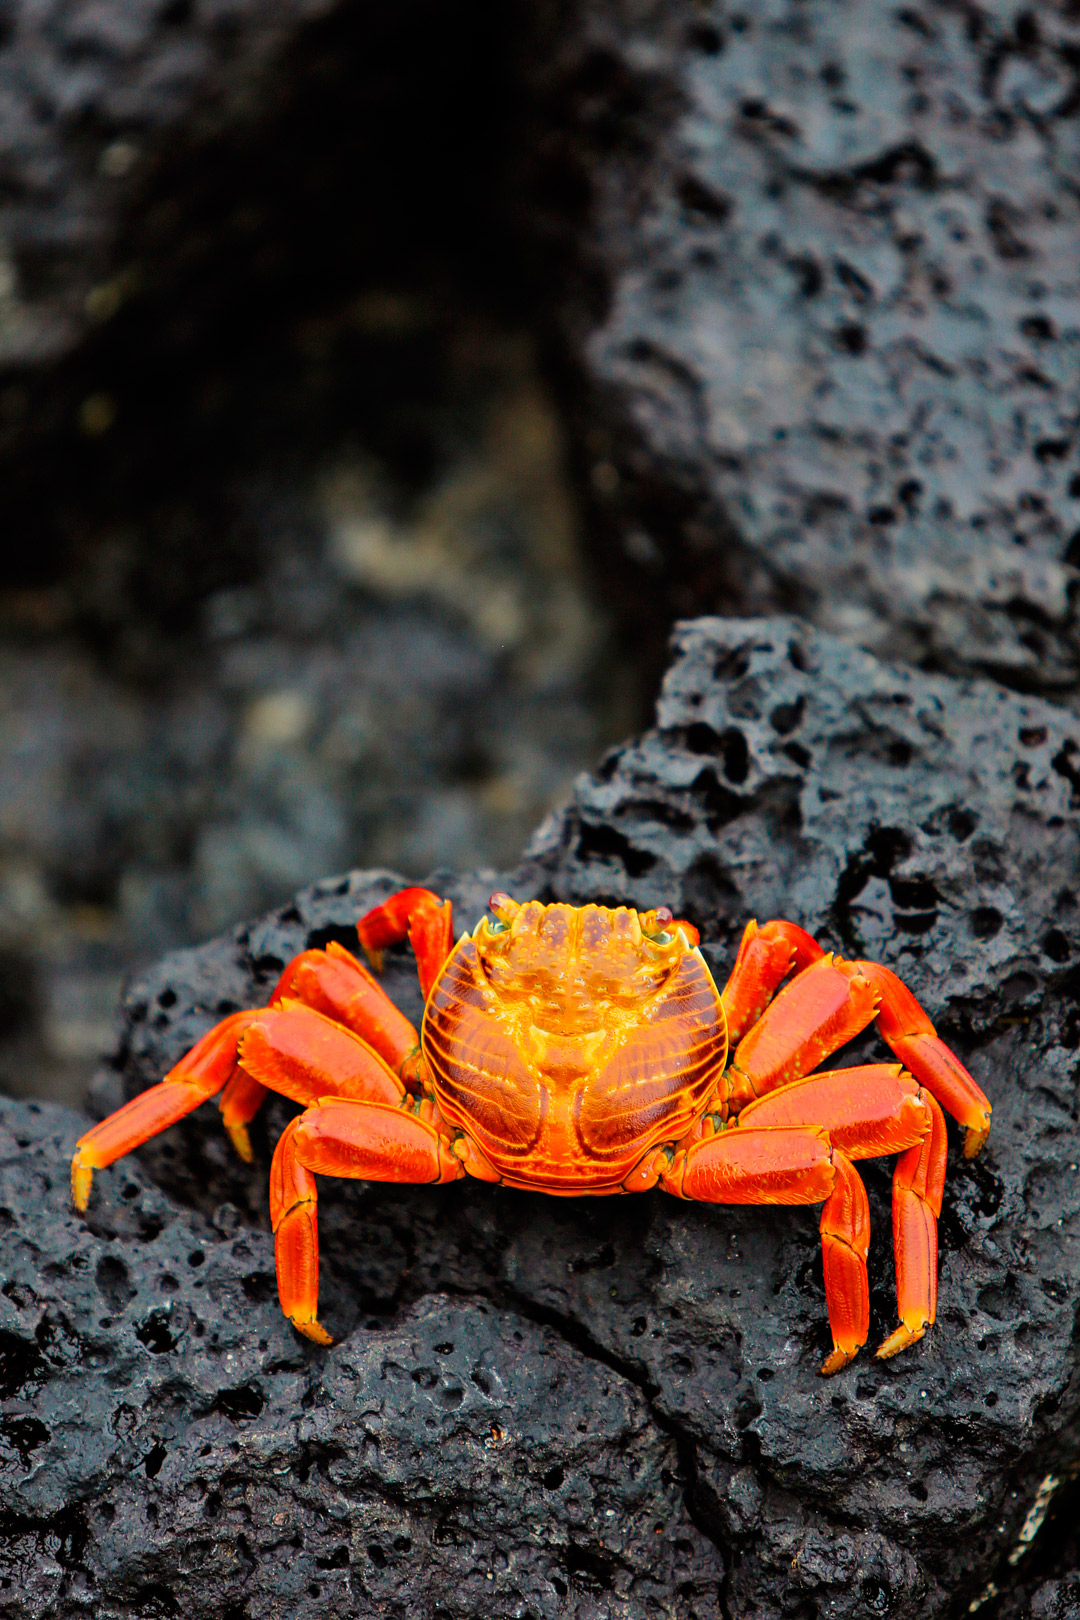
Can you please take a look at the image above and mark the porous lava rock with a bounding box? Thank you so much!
[521,0,1080,694]
[3,615,1080,1617]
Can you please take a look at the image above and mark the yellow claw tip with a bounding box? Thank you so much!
[291,1316,333,1346]
[819,1345,860,1377]
[876,1319,928,1361]
[71,1157,93,1212]
[225,1122,254,1164]
[963,1120,991,1159]
[361,946,384,975]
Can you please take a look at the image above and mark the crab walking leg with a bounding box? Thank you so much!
[73,1001,409,1208]
[660,1126,869,1374]
[853,963,992,1156]
[357,887,454,1001]
[737,1063,948,1359]
[71,1010,259,1209]
[270,942,420,1075]
[219,1069,269,1163]
[878,1089,948,1360]
[719,919,826,1044]
[270,1100,462,1341]
[237,1003,407,1109]
[222,942,425,1155]
[725,955,880,1109]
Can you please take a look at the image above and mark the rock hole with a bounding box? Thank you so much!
[95,1255,136,1311]
[215,1383,265,1421]
[686,19,723,52]
[144,1442,167,1478]
[542,1464,565,1489]
[834,322,867,355]
[130,1585,177,1617]
[563,1543,615,1590]
[677,174,731,222]
[861,1578,891,1613]
[1042,928,1070,962]
[156,989,177,1008]
[770,697,805,735]
[971,907,1002,939]
[575,821,656,877]
[135,1311,178,1354]
[0,1415,49,1464]
[1052,739,1080,801]
[684,721,721,755]
[713,646,751,681]
[734,1394,762,1428]
[241,1272,275,1303]
[948,807,977,841]
[0,1330,44,1398]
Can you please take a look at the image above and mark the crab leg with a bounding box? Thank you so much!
[221,998,412,1160]
[72,936,425,1201]
[271,1100,462,1342]
[72,1010,259,1209]
[737,1063,948,1360]
[719,919,825,1044]
[880,1091,948,1359]
[660,1126,869,1374]
[72,998,409,1207]
[357,888,454,1000]
[271,942,420,1073]
[726,954,880,1109]
[853,962,991,1156]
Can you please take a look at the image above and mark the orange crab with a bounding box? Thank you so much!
[71,888,991,1374]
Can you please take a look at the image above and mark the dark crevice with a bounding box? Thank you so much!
[490,1282,732,1570]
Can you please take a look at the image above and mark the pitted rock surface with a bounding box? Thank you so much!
[4,616,1080,1617]
[522,0,1080,693]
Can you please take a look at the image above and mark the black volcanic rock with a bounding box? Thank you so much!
[4,615,1080,1617]
[521,0,1080,694]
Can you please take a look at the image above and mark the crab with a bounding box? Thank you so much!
[71,887,992,1373]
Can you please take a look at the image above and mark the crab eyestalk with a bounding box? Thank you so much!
[641,905,674,942]
[488,892,521,932]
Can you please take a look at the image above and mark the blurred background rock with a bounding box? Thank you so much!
[0,0,639,1103]
[2,0,1080,1122]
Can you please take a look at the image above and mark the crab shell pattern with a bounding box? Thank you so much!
[71,888,991,1375]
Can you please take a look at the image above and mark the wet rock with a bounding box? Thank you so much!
[0,1100,724,1618]
[8,615,1080,1617]
[522,0,1080,694]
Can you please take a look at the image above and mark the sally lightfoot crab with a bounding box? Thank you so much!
[71,889,992,1374]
